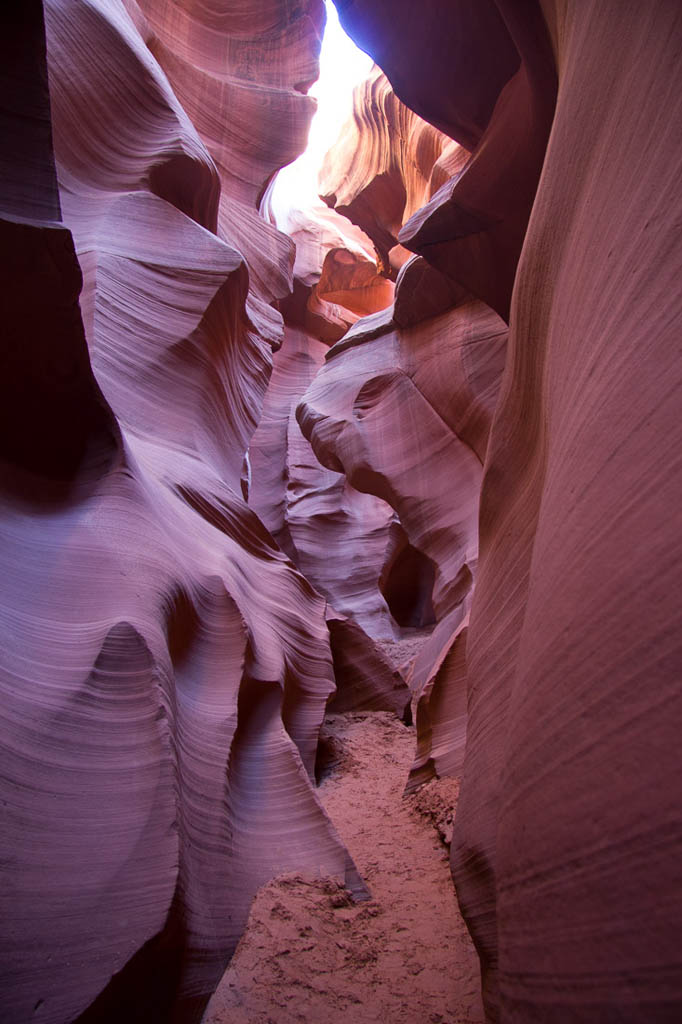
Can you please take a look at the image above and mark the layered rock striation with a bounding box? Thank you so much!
[319,65,468,278]
[299,68,508,787]
[298,293,508,785]
[248,198,409,714]
[0,4,370,1023]
[330,1,682,1021]
[3,2,681,1023]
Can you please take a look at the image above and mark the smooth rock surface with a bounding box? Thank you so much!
[331,1,682,1020]
[0,5,366,1023]
[4,2,681,1022]
[298,296,507,632]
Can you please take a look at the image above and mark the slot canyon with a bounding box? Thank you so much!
[1,1,681,1022]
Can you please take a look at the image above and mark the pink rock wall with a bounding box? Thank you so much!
[332,0,682,1020]
[250,324,399,636]
[0,4,370,1023]
[247,198,409,713]
[298,295,507,784]
[298,299,507,622]
[4,2,681,1022]
[294,49,509,787]
[249,201,401,641]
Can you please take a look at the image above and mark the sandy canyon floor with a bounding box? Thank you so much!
[205,706,484,1024]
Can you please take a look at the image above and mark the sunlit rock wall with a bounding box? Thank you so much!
[319,64,469,277]
[0,3,371,1023]
[331,0,682,1021]
[298,65,508,785]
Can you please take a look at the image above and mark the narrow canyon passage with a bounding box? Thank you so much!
[205,709,484,1024]
[2,2,680,1023]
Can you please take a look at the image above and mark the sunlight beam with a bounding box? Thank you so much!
[268,0,373,225]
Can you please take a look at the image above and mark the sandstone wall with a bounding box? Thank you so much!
[330,1,682,1020]
[3,2,681,1022]
[0,4,368,1022]
[298,67,509,788]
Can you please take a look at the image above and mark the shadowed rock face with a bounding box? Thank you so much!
[298,300,507,622]
[249,321,400,640]
[297,296,508,788]
[0,4,373,1023]
[331,1,682,1021]
[334,0,556,322]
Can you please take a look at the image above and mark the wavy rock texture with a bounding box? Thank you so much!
[275,199,395,342]
[248,197,410,718]
[128,0,325,311]
[298,297,508,784]
[297,46,508,787]
[6,2,680,1023]
[248,323,401,643]
[0,4,374,1024]
[299,300,507,621]
[250,202,402,641]
[319,65,469,276]
[325,611,407,719]
[333,0,556,323]
[332,0,682,1020]
[404,612,469,793]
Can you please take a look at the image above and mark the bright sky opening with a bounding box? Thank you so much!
[269,0,373,225]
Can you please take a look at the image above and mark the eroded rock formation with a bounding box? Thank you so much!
[298,296,508,786]
[3,1,681,1022]
[330,1,682,1021]
[248,197,409,714]
[319,65,469,278]
[250,203,397,636]
[299,67,509,787]
[1,4,369,1022]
